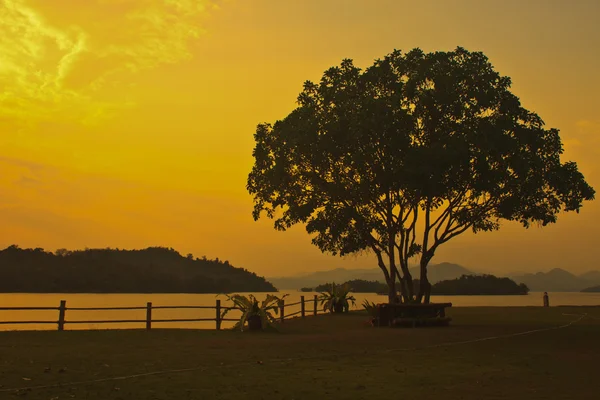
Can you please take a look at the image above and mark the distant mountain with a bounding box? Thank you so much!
[510,268,600,292]
[270,268,382,290]
[579,270,600,284]
[272,262,600,292]
[0,245,276,293]
[415,262,473,284]
[581,285,600,293]
[270,262,474,290]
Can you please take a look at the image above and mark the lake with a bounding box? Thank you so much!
[1,291,599,331]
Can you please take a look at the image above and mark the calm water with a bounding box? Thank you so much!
[1,291,599,331]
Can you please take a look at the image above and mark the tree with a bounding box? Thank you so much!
[55,248,71,257]
[247,47,595,304]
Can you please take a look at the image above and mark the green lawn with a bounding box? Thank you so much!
[1,306,599,399]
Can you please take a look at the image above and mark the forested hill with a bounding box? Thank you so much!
[0,246,276,293]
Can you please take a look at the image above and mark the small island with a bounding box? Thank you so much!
[308,275,529,296]
[313,279,388,293]
[581,285,600,293]
[431,275,529,295]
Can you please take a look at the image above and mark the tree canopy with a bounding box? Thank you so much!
[247,47,595,304]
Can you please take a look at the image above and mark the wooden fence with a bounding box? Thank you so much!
[0,295,323,331]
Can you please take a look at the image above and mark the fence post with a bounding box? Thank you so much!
[146,302,152,330]
[57,300,66,331]
[279,299,285,323]
[216,299,222,330]
[301,296,305,318]
[313,294,318,316]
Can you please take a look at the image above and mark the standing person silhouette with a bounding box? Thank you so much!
[543,292,550,307]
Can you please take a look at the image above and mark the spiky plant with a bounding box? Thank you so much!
[318,282,356,313]
[362,299,378,317]
[220,293,288,331]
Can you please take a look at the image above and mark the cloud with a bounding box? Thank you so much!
[0,0,220,126]
[0,155,46,173]
[15,175,40,186]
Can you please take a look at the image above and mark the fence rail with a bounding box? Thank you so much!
[0,295,325,331]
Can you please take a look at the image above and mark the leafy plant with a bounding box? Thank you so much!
[318,282,356,313]
[220,293,288,331]
[362,299,378,318]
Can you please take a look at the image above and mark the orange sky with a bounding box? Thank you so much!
[1,0,599,277]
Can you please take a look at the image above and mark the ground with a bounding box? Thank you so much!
[0,306,599,399]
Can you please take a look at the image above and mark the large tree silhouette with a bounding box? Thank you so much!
[247,47,595,304]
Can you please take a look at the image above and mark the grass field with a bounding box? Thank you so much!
[1,306,599,399]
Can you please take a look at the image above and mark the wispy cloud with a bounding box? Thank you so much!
[0,0,220,126]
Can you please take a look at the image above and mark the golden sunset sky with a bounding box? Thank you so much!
[1,0,599,276]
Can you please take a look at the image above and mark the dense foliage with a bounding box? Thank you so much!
[247,47,595,304]
[315,279,388,293]
[431,274,529,295]
[0,245,276,293]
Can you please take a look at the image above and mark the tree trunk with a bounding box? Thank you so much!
[398,275,414,303]
[404,274,414,302]
[417,259,432,304]
[373,250,396,304]
[396,268,412,303]
[387,275,397,304]
[395,262,413,302]
[398,277,406,303]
